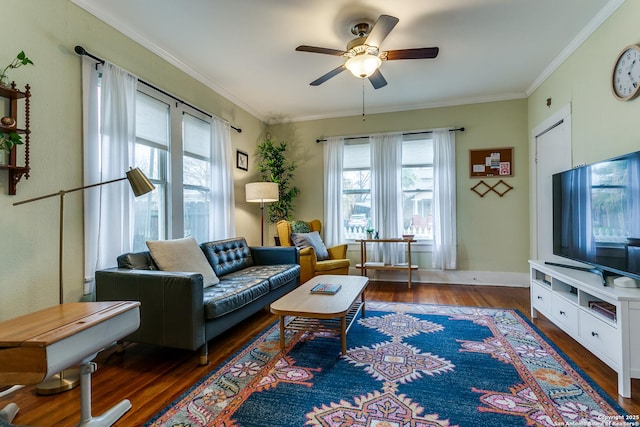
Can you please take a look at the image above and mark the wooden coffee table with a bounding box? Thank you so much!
[270,275,369,355]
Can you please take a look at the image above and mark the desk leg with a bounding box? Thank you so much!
[0,403,18,423]
[77,357,132,427]
[279,315,286,349]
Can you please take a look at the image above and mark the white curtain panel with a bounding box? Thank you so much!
[210,117,236,239]
[83,61,138,293]
[432,129,457,269]
[371,132,404,265]
[323,136,344,247]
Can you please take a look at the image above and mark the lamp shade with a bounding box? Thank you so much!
[126,167,156,197]
[345,53,382,78]
[246,182,279,203]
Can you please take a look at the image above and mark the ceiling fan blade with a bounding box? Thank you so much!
[296,45,347,56]
[310,65,347,86]
[385,47,439,60]
[365,15,399,48]
[368,69,387,89]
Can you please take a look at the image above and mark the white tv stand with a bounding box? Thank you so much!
[529,260,640,397]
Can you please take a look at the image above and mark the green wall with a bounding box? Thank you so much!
[268,98,530,272]
[528,1,640,165]
[0,0,265,321]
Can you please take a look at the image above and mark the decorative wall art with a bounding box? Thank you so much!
[236,150,248,171]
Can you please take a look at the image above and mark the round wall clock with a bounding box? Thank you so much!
[612,44,640,101]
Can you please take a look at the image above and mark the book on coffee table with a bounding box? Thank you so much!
[310,283,342,295]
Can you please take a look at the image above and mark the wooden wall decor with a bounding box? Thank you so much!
[470,179,514,197]
[469,147,513,178]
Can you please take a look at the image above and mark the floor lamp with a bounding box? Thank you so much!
[246,182,279,246]
[13,167,155,395]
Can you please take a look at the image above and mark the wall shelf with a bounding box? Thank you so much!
[0,82,31,195]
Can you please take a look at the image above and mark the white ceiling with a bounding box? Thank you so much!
[72,0,619,123]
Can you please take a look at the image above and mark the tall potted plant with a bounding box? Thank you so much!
[256,137,300,226]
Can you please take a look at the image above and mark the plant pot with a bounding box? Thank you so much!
[0,150,9,165]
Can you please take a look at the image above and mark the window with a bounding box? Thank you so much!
[591,159,628,243]
[342,135,434,241]
[183,112,212,242]
[133,91,169,250]
[131,86,215,251]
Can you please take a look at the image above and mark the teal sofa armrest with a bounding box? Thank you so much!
[95,268,206,351]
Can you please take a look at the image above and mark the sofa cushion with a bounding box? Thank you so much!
[203,277,270,319]
[223,264,300,291]
[315,258,351,272]
[291,231,330,260]
[146,237,219,287]
[201,238,254,277]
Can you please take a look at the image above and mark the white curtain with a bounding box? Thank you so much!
[432,129,457,269]
[323,136,344,246]
[83,60,138,293]
[210,117,236,239]
[371,132,404,265]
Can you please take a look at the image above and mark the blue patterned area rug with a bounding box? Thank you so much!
[146,302,632,427]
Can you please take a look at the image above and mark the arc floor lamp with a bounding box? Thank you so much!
[13,167,155,395]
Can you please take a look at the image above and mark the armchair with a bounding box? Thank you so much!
[276,219,350,283]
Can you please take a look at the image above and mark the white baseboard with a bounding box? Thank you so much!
[350,268,529,287]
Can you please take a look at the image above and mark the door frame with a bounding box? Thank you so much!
[529,103,572,261]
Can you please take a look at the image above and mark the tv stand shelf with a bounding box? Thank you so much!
[529,260,640,397]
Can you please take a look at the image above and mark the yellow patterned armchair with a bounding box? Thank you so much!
[276,219,350,283]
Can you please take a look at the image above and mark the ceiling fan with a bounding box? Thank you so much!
[296,14,439,89]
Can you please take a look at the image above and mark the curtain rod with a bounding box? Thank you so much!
[74,45,242,134]
[315,127,465,143]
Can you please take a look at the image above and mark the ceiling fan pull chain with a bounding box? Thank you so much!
[362,79,366,121]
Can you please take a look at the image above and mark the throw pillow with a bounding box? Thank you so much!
[146,237,220,288]
[290,220,311,234]
[290,231,330,260]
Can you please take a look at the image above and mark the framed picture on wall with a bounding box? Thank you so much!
[237,150,248,171]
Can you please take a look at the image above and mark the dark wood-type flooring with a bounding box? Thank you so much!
[3,282,640,425]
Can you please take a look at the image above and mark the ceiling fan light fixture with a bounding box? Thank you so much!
[345,53,382,78]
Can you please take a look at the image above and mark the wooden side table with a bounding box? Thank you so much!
[0,301,140,426]
[355,238,418,288]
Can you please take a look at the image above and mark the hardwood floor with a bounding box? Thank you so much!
[3,282,640,425]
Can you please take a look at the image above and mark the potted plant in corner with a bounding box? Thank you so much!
[0,51,34,87]
[256,136,300,243]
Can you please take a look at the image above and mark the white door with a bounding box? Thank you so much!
[533,107,572,262]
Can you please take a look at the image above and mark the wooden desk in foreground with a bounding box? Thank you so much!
[0,301,140,426]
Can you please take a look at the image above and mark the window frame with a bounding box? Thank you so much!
[133,84,214,250]
[341,133,435,248]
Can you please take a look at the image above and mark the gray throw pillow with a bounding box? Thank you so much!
[291,231,330,260]
[146,237,220,288]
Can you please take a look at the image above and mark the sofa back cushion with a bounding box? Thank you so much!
[201,237,254,277]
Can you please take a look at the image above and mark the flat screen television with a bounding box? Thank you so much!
[552,150,640,282]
